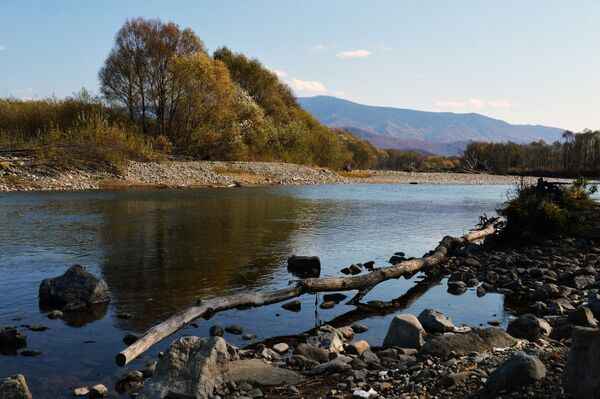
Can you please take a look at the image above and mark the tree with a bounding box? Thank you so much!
[99,17,205,138]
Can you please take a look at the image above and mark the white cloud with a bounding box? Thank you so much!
[435,101,466,110]
[337,49,371,59]
[310,43,331,53]
[467,98,485,109]
[13,87,33,95]
[333,91,344,97]
[0,45,6,52]
[291,78,327,93]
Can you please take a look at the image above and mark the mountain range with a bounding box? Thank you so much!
[299,96,564,156]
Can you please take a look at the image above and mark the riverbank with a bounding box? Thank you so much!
[0,155,590,192]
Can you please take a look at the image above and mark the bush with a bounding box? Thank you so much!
[499,178,597,242]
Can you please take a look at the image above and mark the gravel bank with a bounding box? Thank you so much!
[1,155,595,192]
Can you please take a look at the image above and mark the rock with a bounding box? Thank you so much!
[209,325,224,337]
[292,343,329,363]
[225,324,243,335]
[39,264,110,307]
[0,374,32,399]
[62,301,86,312]
[242,333,256,340]
[247,388,263,398]
[568,306,597,327]
[307,326,344,352]
[351,323,369,333]
[447,281,467,295]
[223,358,303,386]
[421,328,516,357]
[337,326,355,340]
[476,286,486,297]
[116,312,133,319]
[485,351,546,393]
[310,355,353,375]
[73,387,89,396]
[323,293,347,303]
[286,355,320,370]
[440,371,472,388]
[564,326,600,397]
[382,314,425,349]
[507,313,552,341]
[272,343,289,354]
[363,261,375,270]
[319,300,336,309]
[287,256,321,277]
[137,336,232,399]
[352,388,378,398]
[47,310,63,319]
[24,324,48,332]
[89,384,108,398]
[345,340,370,356]
[281,299,301,312]
[123,333,139,346]
[349,264,363,275]
[487,319,501,326]
[0,327,27,349]
[417,309,455,332]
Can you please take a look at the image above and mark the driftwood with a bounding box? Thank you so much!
[116,220,501,366]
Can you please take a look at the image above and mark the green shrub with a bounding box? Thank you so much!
[499,178,597,242]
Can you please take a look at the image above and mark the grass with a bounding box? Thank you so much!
[338,171,372,178]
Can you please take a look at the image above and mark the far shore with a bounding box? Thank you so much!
[0,157,596,192]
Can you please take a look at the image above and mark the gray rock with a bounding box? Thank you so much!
[309,355,353,375]
[225,324,243,335]
[485,351,546,393]
[417,309,455,333]
[209,325,224,337]
[507,313,552,341]
[272,343,289,354]
[0,374,32,399]
[286,354,319,370]
[223,358,303,386]
[351,323,369,333]
[421,328,515,357]
[447,281,467,295]
[292,343,329,363]
[382,314,425,349]
[47,310,63,319]
[563,326,600,398]
[137,336,232,399]
[39,265,110,307]
[568,306,597,327]
[306,325,344,353]
[281,299,301,312]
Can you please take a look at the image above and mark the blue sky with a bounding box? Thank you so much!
[1,0,599,130]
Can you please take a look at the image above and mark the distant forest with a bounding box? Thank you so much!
[0,17,598,176]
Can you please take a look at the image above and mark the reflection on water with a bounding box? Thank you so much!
[0,184,513,397]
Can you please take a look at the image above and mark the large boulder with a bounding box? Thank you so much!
[287,256,321,277]
[563,327,600,398]
[382,314,425,349]
[0,374,32,399]
[507,313,552,341]
[39,265,110,309]
[417,309,455,333]
[137,336,233,399]
[485,351,546,393]
[421,328,515,358]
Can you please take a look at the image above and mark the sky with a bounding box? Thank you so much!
[1,0,599,131]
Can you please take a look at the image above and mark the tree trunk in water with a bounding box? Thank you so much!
[116,220,501,366]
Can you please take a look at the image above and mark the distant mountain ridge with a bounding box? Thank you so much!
[299,96,564,156]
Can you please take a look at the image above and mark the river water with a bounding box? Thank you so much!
[0,184,515,397]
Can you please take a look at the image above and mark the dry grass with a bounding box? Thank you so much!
[338,171,372,178]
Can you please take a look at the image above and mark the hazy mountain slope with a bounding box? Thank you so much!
[299,96,564,155]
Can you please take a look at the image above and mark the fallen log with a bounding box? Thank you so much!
[116,219,501,366]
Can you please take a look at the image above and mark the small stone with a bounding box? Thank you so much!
[447,281,467,295]
[73,387,89,396]
[20,350,42,357]
[247,388,263,398]
[417,308,454,332]
[242,333,256,340]
[25,324,48,332]
[320,301,336,309]
[282,299,301,312]
[345,340,370,356]
[507,314,552,341]
[47,310,63,319]
[351,323,369,333]
[116,312,133,319]
[209,325,224,337]
[382,314,425,349]
[337,326,355,340]
[323,293,347,303]
[568,306,597,327]
[272,343,289,354]
[225,324,243,335]
[487,319,501,326]
[89,384,108,398]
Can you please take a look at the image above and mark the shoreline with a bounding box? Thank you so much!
[0,157,593,193]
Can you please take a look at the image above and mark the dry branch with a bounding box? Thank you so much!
[116,220,501,366]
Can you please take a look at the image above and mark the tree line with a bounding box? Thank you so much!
[463,130,600,176]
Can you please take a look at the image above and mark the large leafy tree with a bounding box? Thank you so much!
[99,17,204,138]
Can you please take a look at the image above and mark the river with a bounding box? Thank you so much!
[0,184,514,397]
